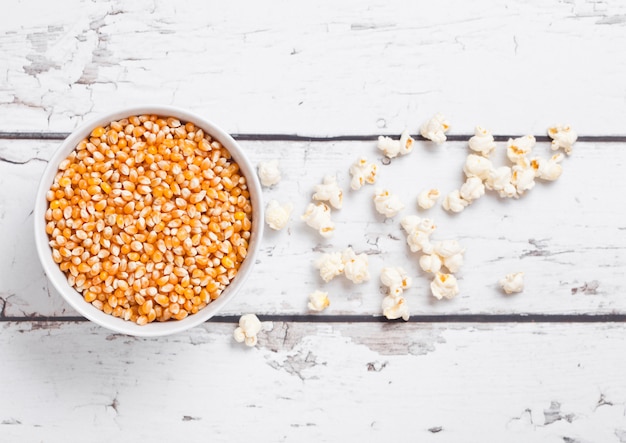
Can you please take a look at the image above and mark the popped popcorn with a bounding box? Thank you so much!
[233,314,263,347]
[442,189,469,213]
[401,215,435,253]
[265,200,293,231]
[548,125,577,155]
[511,164,536,195]
[380,266,412,296]
[433,239,464,258]
[302,202,335,237]
[257,160,281,187]
[342,247,370,284]
[463,154,493,181]
[349,157,378,190]
[430,273,460,300]
[459,176,485,202]
[442,253,464,273]
[533,153,564,181]
[381,294,410,321]
[499,272,524,294]
[420,113,450,144]
[406,230,434,254]
[377,135,401,159]
[485,166,517,198]
[417,188,440,210]
[315,251,344,282]
[468,126,496,157]
[374,189,405,218]
[419,254,442,274]
[377,130,416,159]
[313,175,343,209]
[506,135,536,165]
[308,290,330,311]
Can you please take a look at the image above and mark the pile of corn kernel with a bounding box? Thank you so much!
[45,115,253,325]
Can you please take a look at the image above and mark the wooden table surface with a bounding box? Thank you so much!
[2,1,626,441]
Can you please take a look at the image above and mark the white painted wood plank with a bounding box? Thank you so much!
[1,0,626,135]
[1,138,624,318]
[0,321,625,442]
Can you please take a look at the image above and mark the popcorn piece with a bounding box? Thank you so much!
[417,188,440,210]
[380,266,412,296]
[548,125,577,155]
[430,273,460,300]
[313,175,343,209]
[233,314,263,347]
[463,154,493,181]
[257,160,281,187]
[485,166,517,198]
[377,129,415,159]
[442,253,464,273]
[532,153,564,181]
[419,254,442,274]
[382,294,410,321]
[468,126,496,157]
[406,230,434,254]
[265,200,293,230]
[442,190,469,213]
[511,164,536,196]
[459,176,485,202]
[308,290,330,311]
[499,272,524,294]
[315,252,344,282]
[374,189,405,218]
[433,239,464,258]
[342,247,370,284]
[506,135,536,165]
[349,157,379,190]
[401,215,436,253]
[420,113,450,144]
[301,202,335,237]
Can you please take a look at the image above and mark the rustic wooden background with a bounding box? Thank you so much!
[1,0,626,441]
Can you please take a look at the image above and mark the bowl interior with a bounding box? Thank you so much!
[34,105,264,337]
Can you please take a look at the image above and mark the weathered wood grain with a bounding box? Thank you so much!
[1,0,626,135]
[0,321,625,442]
[2,138,624,318]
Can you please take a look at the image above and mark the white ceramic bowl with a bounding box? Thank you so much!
[34,105,264,337]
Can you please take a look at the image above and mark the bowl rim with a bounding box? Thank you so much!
[34,105,264,337]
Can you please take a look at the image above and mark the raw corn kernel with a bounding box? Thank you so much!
[45,115,253,325]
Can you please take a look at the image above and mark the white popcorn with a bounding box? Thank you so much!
[265,200,293,230]
[434,239,464,258]
[430,273,460,300]
[380,266,412,296]
[420,113,450,144]
[233,314,263,347]
[381,294,410,321]
[308,290,330,311]
[419,254,442,274]
[342,247,370,284]
[378,130,414,158]
[313,175,343,209]
[400,215,436,235]
[442,190,469,213]
[377,135,401,158]
[399,129,415,155]
[506,135,536,165]
[315,252,344,282]
[533,153,564,181]
[442,253,464,273]
[511,164,536,196]
[406,230,434,254]
[548,125,577,155]
[463,154,493,181]
[257,160,281,187]
[485,166,517,198]
[499,272,524,294]
[349,157,379,190]
[374,189,405,218]
[417,188,440,210]
[301,202,335,237]
[459,176,485,202]
[468,126,496,157]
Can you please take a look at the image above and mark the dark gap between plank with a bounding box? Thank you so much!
[1,132,625,143]
[1,314,626,324]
